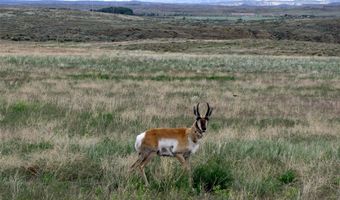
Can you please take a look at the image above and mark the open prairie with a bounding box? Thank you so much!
[0,38,339,199]
[0,3,340,199]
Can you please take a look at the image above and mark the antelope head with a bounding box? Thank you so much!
[193,102,213,134]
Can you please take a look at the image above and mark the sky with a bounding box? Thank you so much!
[2,0,340,3]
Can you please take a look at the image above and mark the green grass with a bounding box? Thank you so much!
[193,156,234,192]
[0,101,65,128]
[1,54,340,74]
[279,169,296,184]
[0,140,53,156]
[86,138,134,159]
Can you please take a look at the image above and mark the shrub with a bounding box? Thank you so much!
[193,156,233,192]
[279,169,296,184]
[96,7,133,15]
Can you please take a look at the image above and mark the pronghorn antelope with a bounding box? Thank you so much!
[130,103,213,186]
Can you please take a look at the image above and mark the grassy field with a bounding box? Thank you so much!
[0,39,339,199]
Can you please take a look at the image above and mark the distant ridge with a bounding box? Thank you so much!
[1,0,340,6]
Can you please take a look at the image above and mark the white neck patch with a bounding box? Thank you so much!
[188,137,200,154]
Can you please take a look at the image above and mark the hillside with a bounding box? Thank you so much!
[0,7,340,43]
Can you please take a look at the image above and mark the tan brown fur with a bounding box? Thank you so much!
[141,126,200,152]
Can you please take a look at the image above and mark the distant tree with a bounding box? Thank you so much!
[236,18,243,23]
[114,7,133,15]
[96,7,133,15]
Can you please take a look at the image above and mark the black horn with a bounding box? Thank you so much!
[196,103,201,117]
[193,103,201,119]
[205,103,213,118]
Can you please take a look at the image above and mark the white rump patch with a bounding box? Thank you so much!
[135,132,146,152]
[158,139,178,155]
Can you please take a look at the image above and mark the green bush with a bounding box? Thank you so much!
[96,7,133,15]
[193,156,233,192]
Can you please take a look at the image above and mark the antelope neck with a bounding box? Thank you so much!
[189,122,203,143]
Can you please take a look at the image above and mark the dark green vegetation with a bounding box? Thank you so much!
[95,7,133,15]
[193,156,233,192]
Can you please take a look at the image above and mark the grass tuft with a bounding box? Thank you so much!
[278,169,296,184]
[193,156,233,192]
